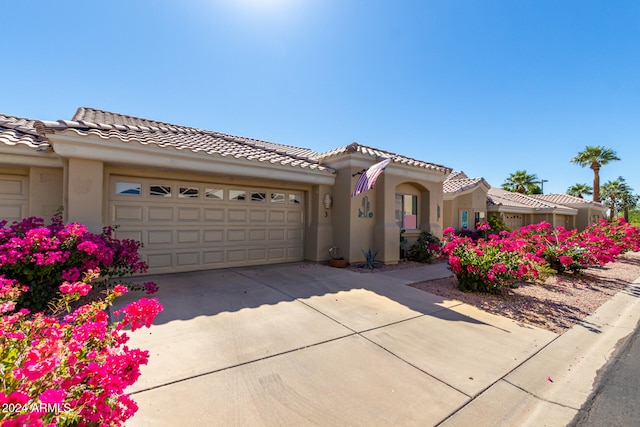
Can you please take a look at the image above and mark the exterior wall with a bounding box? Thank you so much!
[0,166,63,222]
[66,158,104,233]
[444,187,488,230]
[323,154,446,265]
[28,167,63,220]
[304,184,334,262]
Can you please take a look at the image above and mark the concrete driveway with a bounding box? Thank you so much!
[114,262,556,426]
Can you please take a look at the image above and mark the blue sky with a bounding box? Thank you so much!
[3,0,639,196]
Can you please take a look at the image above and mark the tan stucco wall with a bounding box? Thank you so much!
[28,167,63,220]
[322,154,447,265]
[444,187,488,230]
[0,167,63,222]
[304,184,334,262]
[66,158,104,233]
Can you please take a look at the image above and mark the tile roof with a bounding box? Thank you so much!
[443,171,490,195]
[316,142,452,174]
[487,187,566,210]
[0,113,49,149]
[529,193,606,208]
[36,107,332,173]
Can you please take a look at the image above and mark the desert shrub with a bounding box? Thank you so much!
[407,231,442,263]
[0,216,162,426]
[0,212,154,312]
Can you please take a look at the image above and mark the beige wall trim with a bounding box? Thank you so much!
[48,133,336,186]
[0,148,63,168]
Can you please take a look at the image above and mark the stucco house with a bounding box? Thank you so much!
[443,171,491,231]
[443,171,608,232]
[1,108,451,274]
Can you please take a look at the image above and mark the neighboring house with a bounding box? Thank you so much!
[527,193,607,231]
[443,171,607,232]
[487,187,578,230]
[1,108,451,273]
[443,171,491,231]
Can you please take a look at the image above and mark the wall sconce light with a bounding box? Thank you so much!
[323,194,332,209]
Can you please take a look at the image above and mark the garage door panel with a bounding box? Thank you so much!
[203,251,224,264]
[177,230,200,244]
[228,209,247,222]
[250,210,267,222]
[249,230,266,241]
[248,248,267,261]
[0,178,25,195]
[269,229,285,241]
[287,211,302,223]
[287,247,303,258]
[227,249,246,262]
[115,230,143,242]
[203,230,224,242]
[287,229,302,241]
[268,248,286,260]
[147,253,173,269]
[228,230,246,241]
[148,206,173,221]
[109,176,304,273]
[0,205,24,221]
[147,230,173,245]
[113,205,143,221]
[204,209,225,221]
[269,211,285,222]
[177,207,200,221]
[177,252,200,266]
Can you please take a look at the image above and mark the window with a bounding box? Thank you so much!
[251,192,266,202]
[150,185,172,197]
[395,194,418,229]
[474,211,486,228]
[271,192,285,203]
[289,193,302,204]
[229,190,246,201]
[115,182,141,196]
[205,188,224,200]
[461,210,468,229]
[179,187,199,198]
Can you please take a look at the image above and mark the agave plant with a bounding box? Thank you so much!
[357,249,383,269]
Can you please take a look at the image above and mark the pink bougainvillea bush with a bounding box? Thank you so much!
[0,215,163,425]
[0,212,155,312]
[443,218,640,293]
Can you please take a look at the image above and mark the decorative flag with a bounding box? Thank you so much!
[351,158,392,197]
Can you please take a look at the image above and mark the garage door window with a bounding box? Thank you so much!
[150,185,172,197]
[271,193,285,203]
[205,188,224,200]
[289,194,302,204]
[251,192,266,202]
[179,187,199,198]
[115,182,141,196]
[230,190,246,201]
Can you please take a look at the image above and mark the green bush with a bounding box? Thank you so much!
[407,231,442,263]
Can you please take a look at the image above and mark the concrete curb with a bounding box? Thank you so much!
[440,277,640,427]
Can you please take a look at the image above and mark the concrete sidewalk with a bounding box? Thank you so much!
[114,263,640,426]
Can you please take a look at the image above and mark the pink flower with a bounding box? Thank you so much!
[39,388,66,405]
[443,227,455,235]
[559,256,573,266]
[113,285,129,296]
[114,298,163,331]
[59,281,92,296]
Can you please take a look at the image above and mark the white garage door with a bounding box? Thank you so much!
[0,174,28,223]
[109,176,305,273]
[504,214,524,230]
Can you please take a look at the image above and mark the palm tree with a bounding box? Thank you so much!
[502,170,540,194]
[570,146,620,202]
[600,177,638,221]
[566,183,593,199]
